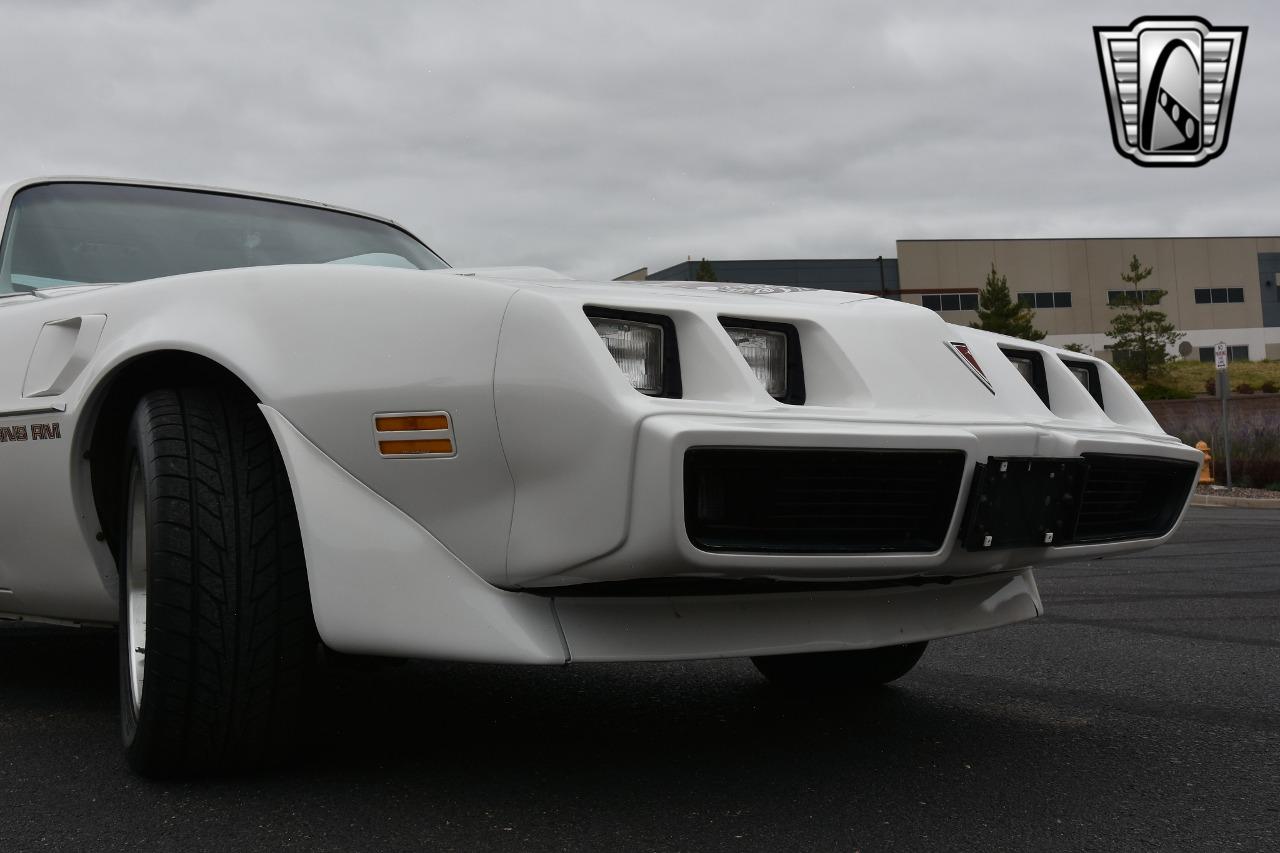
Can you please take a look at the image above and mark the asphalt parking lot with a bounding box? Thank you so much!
[1,507,1277,852]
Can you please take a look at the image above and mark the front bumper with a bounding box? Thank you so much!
[263,403,1047,663]
[511,413,1202,587]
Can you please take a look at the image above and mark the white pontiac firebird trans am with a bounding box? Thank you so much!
[0,177,1200,774]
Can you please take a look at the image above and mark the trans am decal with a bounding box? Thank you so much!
[0,422,62,443]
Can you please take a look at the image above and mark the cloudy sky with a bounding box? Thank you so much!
[1,1,1275,279]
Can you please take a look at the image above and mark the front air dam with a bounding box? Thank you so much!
[552,570,1042,662]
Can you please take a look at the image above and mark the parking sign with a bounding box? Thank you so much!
[1214,342,1229,370]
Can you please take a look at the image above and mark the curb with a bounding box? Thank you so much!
[1191,494,1280,509]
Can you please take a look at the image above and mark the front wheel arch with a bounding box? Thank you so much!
[84,350,264,564]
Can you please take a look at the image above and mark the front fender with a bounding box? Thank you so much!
[71,265,522,585]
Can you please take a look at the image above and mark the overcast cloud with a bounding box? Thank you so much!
[0,0,1276,279]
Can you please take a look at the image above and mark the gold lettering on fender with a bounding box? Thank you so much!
[31,422,62,441]
[0,422,62,443]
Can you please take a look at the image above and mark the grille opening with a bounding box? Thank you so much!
[684,448,966,554]
[1074,453,1198,543]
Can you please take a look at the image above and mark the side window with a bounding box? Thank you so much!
[920,293,978,312]
[1196,287,1246,304]
[1200,345,1250,362]
[1110,289,1160,305]
[1019,291,1071,308]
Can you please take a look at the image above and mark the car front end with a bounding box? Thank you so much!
[264,272,1200,664]
[0,177,1203,773]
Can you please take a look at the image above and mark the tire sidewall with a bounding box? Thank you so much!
[117,403,161,763]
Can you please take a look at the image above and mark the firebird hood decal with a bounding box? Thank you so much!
[628,281,815,295]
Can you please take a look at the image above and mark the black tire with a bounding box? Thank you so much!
[751,642,927,693]
[118,385,314,776]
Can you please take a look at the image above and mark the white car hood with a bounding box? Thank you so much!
[2,265,878,311]
[444,266,878,307]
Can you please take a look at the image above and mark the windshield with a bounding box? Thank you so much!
[0,182,448,294]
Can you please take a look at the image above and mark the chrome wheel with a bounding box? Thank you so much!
[124,463,148,715]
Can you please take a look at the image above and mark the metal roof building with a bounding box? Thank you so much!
[898,237,1280,361]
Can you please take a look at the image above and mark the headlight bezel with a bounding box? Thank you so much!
[1058,356,1105,408]
[999,346,1051,408]
[719,316,806,405]
[584,306,683,398]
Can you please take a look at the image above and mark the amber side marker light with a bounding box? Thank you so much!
[376,414,449,432]
[373,410,456,458]
[379,438,454,455]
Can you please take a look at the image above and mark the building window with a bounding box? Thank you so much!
[1198,345,1249,363]
[1107,289,1162,306]
[921,293,979,311]
[1110,349,1136,370]
[1016,291,1072,309]
[1193,287,1245,304]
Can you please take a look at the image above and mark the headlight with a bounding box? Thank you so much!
[725,327,787,396]
[1058,356,1104,407]
[720,318,805,404]
[1000,347,1050,407]
[1007,353,1036,384]
[585,308,681,397]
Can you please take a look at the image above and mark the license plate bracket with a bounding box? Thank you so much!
[960,457,1087,550]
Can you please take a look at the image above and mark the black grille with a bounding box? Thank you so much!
[1074,453,1198,543]
[684,448,966,554]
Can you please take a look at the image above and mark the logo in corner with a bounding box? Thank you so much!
[945,342,994,395]
[1094,16,1246,167]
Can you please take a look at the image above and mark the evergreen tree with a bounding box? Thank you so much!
[695,258,718,282]
[969,264,1046,341]
[1106,255,1183,380]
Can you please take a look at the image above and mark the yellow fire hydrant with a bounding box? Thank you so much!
[1195,441,1213,484]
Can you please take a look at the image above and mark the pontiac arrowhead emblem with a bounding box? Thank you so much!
[946,341,995,395]
[1094,16,1246,167]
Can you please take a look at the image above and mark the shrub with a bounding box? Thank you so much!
[1157,411,1280,488]
[1139,382,1194,400]
[1235,383,1256,395]
[1261,381,1279,394]
[1204,377,1216,396]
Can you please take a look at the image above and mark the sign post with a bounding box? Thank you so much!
[1215,342,1232,488]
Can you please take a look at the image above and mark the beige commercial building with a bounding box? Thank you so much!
[897,237,1280,362]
